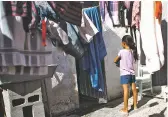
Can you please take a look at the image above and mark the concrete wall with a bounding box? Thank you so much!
[2,81,45,117]
[103,28,121,100]
[42,48,79,116]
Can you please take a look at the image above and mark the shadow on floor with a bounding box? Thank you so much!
[149,107,167,117]
[138,97,154,108]
[66,96,155,117]
[149,102,159,107]
[66,97,123,116]
[66,96,160,117]
[128,96,152,112]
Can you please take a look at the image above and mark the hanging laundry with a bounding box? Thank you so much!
[154,1,162,23]
[132,1,140,29]
[154,2,164,73]
[123,1,134,40]
[29,1,38,30]
[124,1,134,26]
[107,1,120,26]
[124,1,130,9]
[4,1,38,31]
[124,1,130,27]
[47,20,69,45]
[48,1,82,26]
[100,1,115,31]
[81,7,107,91]
[99,1,107,22]
[140,1,164,73]
[4,1,28,17]
[0,1,13,41]
[67,23,88,53]
[65,22,85,59]
[78,12,99,43]
[35,1,61,46]
[35,1,58,22]
[42,19,47,46]
[118,1,126,27]
[152,1,167,86]
[47,20,85,59]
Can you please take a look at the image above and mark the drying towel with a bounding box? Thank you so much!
[82,7,107,91]
[78,12,99,43]
[140,1,164,73]
[48,1,82,26]
[35,1,60,46]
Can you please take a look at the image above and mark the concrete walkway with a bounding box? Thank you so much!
[62,96,167,117]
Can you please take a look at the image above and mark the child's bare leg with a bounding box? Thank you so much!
[121,84,129,113]
[132,83,137,109]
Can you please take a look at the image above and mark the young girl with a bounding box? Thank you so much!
[114,35,138,114]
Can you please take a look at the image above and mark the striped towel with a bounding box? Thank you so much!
[48,1,82,26]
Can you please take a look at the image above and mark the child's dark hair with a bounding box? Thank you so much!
[122,35,138,61]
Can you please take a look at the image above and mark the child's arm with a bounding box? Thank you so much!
[114,56,120,63]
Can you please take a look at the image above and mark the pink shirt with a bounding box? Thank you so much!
[118,49,135,76]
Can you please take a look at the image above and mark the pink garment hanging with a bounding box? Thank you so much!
[132,1,140,29]
[124,1,130,9]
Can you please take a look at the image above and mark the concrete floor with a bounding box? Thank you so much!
[62,95,167,117]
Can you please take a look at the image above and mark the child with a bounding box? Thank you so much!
[114,35,138,114]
